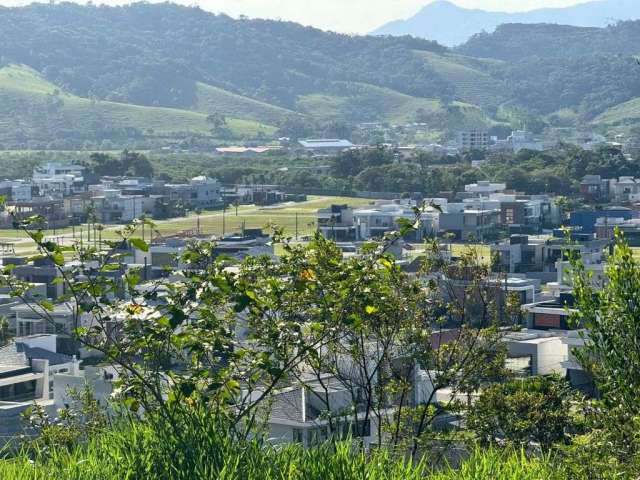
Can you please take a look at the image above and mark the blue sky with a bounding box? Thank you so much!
[0,0,594,32]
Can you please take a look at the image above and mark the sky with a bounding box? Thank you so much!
[0,0,595,33]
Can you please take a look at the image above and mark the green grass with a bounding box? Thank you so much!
[414,51,506,109]
[0,413,567,480]
[194,82,297,126]
[0,65,276,143]
[0,196,376,255]
[594,97,640,127]
[296,81,494,128]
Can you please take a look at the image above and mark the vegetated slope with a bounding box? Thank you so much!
[193,82,298,126]
[0,64,276,147]
[294,80,496,130]
[372,0,640,46]
[413,51,506,109]
[0,2,451,111]
[456,22,640,121]
[595,98,640,127]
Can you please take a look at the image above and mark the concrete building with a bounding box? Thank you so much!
[503,329,568,377]
[570,207,633,234]
[164,176,222,209]
[352,200,440,241]
[439,203,500,241]
[0,346,51,446]
[0,180,32,203]
[464,181,507,195]
[317,205,357,241]
[457,130,489,151]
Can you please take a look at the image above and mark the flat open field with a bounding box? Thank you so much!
[0,196,376,256]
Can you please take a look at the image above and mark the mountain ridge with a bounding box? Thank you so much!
[372,0,640,46]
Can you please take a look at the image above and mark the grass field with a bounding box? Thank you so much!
[0,65,277,143]
[0,196,376,256]
[194,82,296,126]
[295,80,494,128]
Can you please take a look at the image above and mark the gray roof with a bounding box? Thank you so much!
[299,139,353,149]
[17,344,73,366]
[0,342,73,368]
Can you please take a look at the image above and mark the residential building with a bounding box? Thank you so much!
[570,207,633,234]
[595,217,640,245]
[438,203,500,241]
[457,130,488,151]
[317,205,357,241]
[0,180,32,203]
[502,329,568,377]
[508,130,548,153]
[91,190,148,223]
[11,302,93,356]
[464,181,507,195]
[32,163,86,198]
[0,346,51,446]
[580,175,610,202]
[164,176,222,209]
[352,200,440,241]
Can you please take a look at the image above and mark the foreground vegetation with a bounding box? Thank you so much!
[0,416,565,480]
[2,207,640,478]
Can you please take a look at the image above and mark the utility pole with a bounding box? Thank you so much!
[222,205,226,237]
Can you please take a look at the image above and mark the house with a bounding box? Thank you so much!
[11,302,94,356]
[522,294,594,393]
[610,176,640,203]
[298,139,354,154]
[260,374,378,447]
[352,200,441,242]
[317,205,357,241]
[570,207,633,234]
[0,345,52,446]
[580,175,610,202]
[457,130,488,151]
[438,203,500,241]
[90,190,148,223]
[32,163,86,199]
[502,329,568,377]
[508,130,548,153]
[595,217,640,245]
[464,181,507,195]
[0,180,32,203]
[164,176,222,209]
[491,235,548,275]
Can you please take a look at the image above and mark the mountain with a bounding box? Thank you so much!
[372,0,640,46]
[0,2,497,147]
[2,3,640,148]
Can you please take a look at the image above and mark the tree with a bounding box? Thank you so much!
[466,375,576,449]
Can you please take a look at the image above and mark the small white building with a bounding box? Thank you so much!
[464,181,507,195]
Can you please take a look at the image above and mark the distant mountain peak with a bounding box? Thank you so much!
[372,0,640,46]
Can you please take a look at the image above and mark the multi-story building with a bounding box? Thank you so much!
[438,203,500,241]
[457,130,489,151]
[317,205,357,241]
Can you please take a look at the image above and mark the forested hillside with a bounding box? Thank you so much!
[1,3,640,146]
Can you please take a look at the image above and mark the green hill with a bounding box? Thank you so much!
[594,98,640,128]
[0,65,276,147]
[194,82,297,125]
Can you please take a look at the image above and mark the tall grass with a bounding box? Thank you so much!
[0,413,566,480]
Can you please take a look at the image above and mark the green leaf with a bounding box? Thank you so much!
[39,300,54,312]
[51,251,65,266]
[129,238,149,252]
[365,305,378,315]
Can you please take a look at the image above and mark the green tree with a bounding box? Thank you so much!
[466,375,576,449]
